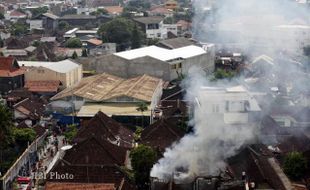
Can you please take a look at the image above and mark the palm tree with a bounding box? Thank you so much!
[136,102,148,127]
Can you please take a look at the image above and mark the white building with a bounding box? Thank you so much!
[197,85,261,125]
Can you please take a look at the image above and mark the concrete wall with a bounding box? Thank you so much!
[24,65,82,88]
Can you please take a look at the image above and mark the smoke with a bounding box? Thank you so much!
[151,68,256,179]
[151,0,309,180]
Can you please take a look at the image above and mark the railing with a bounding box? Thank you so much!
[0,131,48,190]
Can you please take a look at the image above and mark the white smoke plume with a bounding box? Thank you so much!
[151,0,309,180]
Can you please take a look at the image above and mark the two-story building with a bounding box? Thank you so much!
[0,57,25,94]
[197,85,262,125]
[133,16,165,39]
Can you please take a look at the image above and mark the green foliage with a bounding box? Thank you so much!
[13,128,36,145]
[211,68,236,81]
[81,48,88,57]
[283,151,308,180]
[125,0,150,12]
[130,145,157,189]
[164,16,174,24]
[146,38,160,46]
[58,21,70,31]
[136,102,148,113]
[0,12,4,19]
[0,104,14,149]
[90,8,108,16]
[71,51,78,59]
[131,24,142,49]
[63,125,78,143]
[0,36,3,48]
[65,37,82,48]
[98,17,143,51]
[31,6,48,18]
[32,40,41,47]
[11,22,28,36]
[133,126,143,141]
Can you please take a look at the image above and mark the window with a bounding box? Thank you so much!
[212,104,220,113]
[37,69,45,74]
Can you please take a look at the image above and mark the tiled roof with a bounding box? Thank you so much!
[74,111,134,148]
[104,6,123,14]
[24,81,60,93]
[9,10,26,17]
[0,56,25,77]
[140,119,185,152]
[45,182,115,190]
[51,73,162,102]
[47,164,135,190]
[87,38,103,46]
[63,137,128,166]
[13,98,46,120]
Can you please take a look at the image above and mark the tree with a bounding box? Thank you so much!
[65,38,82,48]
[211,68,236,81]
[136,102,148,127]
[130,145,157,190]
[71,51,78,59]
[283,151,308,180]
[131,24,142,49]
[98,17,143,51]
[0,36,3,48]
[31,6,48,18]
[11,22,28,36]
[63,124,78,143]
[0,104,14,155]
[13,128,36,146]
[81,48,88,57]
[0,13,4,19]
[58,21,70,31]
[90,8,108,16]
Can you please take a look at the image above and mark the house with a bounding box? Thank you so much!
[140,118,185,153]
[133,16,165,39]
[13,97,46,122]
[40,13,59,31]
[197,85,262,125]
[24,80,61,95]
[104,6,124,16]
[58,14,111,28]
[79,44,215,81]
[18,59,82,89]
[46,136,135,189]
[0,57,25,94]
[177,20,191,33]
[6,10,27,21]
[51,73,163,125]
[74,111,134,148]
[148,6,173,17]
[156,37,197,49]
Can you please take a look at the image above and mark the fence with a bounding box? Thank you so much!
[0,131,48,190]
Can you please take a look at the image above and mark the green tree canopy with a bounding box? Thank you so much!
[131,24,142,49]
[211,68,236,81]
[71,51,78,59]
[81,48,88,57]
[90,8,108,16]
[130,145,157,190]
[58,21,70,31]
[0,12,4,19]
[13,128,36,145]
[65,37,82,48]
[98,17,143,51]
[283,151,308,180]
[31,6,48,18]
[11,22,28,36]
[0,105,14,149]
[63,124,78,143]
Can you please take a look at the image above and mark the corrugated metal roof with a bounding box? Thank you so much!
[18,59,80,73]
[114,45,206,62]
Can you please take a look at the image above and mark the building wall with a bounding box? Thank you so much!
[24,65,82,88]
[28,20,43,30]
[0,75,24,94]
[181,51,215,75]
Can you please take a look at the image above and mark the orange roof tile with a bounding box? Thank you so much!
[87,38,103,46]
[24,81,60,93]
[104,6,123,14]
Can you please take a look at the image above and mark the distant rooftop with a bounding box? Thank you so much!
[133,16,164,24]
[18,59,80,73]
